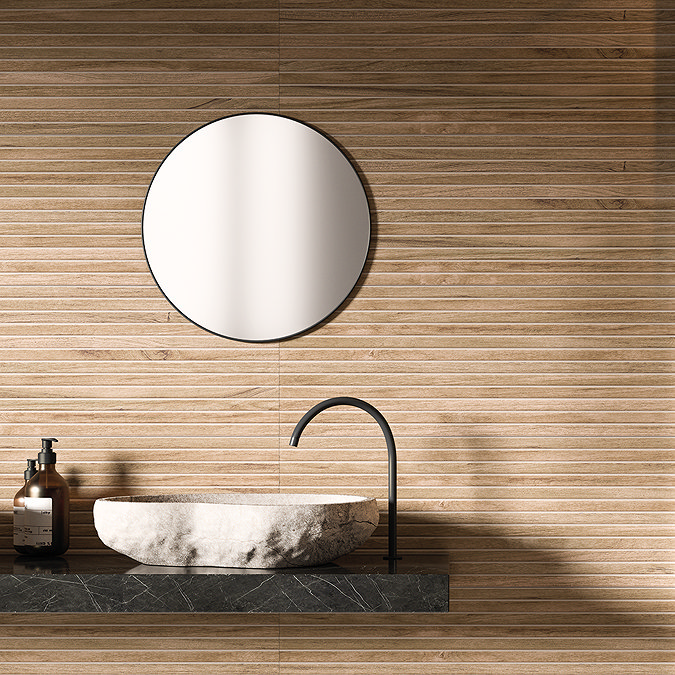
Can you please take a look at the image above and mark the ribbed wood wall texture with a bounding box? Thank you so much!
[0,0,672,673]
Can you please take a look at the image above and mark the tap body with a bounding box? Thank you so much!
[289,396,400,565]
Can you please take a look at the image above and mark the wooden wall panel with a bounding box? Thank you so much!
[276,1,673,673]
[0,1,672,673]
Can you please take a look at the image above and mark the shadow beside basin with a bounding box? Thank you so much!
[93,493,379,569]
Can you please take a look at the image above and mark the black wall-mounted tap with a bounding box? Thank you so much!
[289,396,401,568]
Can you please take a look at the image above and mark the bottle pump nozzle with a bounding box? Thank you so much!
[24,458,37,481]
[38,437,58,464]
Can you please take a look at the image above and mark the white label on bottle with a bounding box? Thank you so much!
[24,497,53,547]
[13,505,24,546]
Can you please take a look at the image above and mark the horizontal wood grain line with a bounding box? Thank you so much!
[3,143,675,160]
[281,80,675,93]
[0,335,668,349]
[0,274,670,288]
[1,391,671,405]
[5,460,675,475]
[0,6,665,18]
[7,458,675,474]
[278,12,672,24]
[0,371,672,386]
[278,362,673,373]
[0,348,670,361]
[279,625,673,639]
[1,250,672,264]
[0,85,283,98]
[3,413,674,428]
[0,312,672,325]
[3,185,675,200]
[279,636,675,649]
[279,45,671,57]
[1,108,672,123]
[269,107,675,121]
[1,298,673,311]
[0,161,671,175]
[273,324,670,336]
[0,9,279,20]
[2,175,674,187]
[14,474,673,490]
[3,474,674,490]
[278,652,674,664]
[0,61,279,75]
[0,126,669,139]
[281,612,674,627]
[281,19,674,31]
[282,98,675,111]
[0,622,279,634]
[0,17,281,27]
[2,483,674,497]
[376,197,675,208]
[0,624,669,639]
[0,625,279,638]
[0,97,672,112]
[0,25,280,37]
[0,636,279,648]
[0,15,668,28]
[24,496,675,513]
[283,475,675,487]
[280,462,675,475]
[2,436,670,450]
[0,637,669,652]
[2,222,672,237]
[279,451,675,463]
[0,399,669,413]
[0,261,671,274]
[277,3,663,14]
[3,150,673,164]
[0,82,672,95]
[1,71,673,85]
[0,654,277,666]
[21,455,675,473]
[279,34,674,47]
[280,62,673,75]
[0,666,277,675]
[6,61,670,77]
[3,284,672,299]
[3,197,675,211]
[274,667,673,675]
[288,11,672,26]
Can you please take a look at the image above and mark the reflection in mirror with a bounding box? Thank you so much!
[142,113,371,342]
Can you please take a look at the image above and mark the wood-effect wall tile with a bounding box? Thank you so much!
[0,1,670,673]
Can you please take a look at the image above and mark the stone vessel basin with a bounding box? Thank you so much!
[93,493,379,569]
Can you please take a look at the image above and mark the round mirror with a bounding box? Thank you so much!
[142,113,371,342]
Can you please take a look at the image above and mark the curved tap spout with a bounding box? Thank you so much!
[289,396,401,566]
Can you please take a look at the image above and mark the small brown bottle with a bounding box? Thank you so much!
[24,438,70,556]
[13,458,37,554]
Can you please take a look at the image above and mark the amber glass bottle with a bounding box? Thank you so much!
[24,438,70,556]
[13,459,37,554]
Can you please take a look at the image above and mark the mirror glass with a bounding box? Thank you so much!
[142,113,371,342]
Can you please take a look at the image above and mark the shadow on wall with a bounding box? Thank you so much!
[64,458,132,501]
[387,512,659,629]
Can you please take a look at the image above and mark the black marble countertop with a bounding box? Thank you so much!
[0,553,449,613]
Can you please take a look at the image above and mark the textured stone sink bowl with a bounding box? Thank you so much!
[93,493,379,569]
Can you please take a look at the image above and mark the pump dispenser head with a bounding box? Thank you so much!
[24,458,37,481]
[38,437,58,464]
